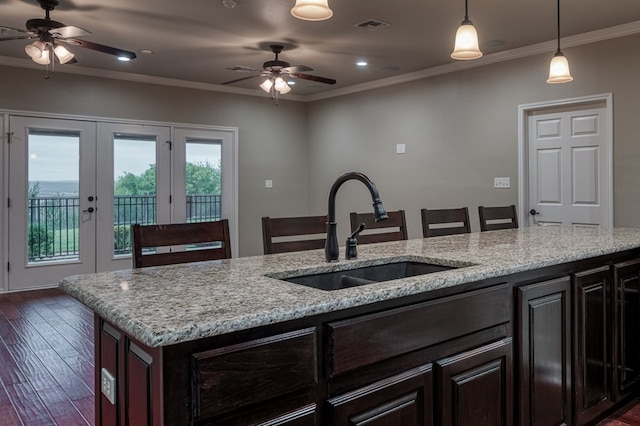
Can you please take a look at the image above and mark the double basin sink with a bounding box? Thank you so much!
[275,260,465,291]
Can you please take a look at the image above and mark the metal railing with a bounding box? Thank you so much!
[28,194,222,261]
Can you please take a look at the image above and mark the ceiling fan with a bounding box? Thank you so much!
[222,44,336,102]
[0,0,136,69]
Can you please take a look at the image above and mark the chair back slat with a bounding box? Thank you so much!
[478,205,519,231]
[132,220,232,268]
[349,210,408,245]
[421,207,471,237]
[262,215,327,254]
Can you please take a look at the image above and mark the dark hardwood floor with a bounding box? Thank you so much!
[0,288,94,425]
[1,288,640,426]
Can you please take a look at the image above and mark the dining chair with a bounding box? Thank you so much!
[349,210,408,244]
[262,215,328,254]
[478,205,519,231]
[421,207,471,237]
[131,219,232,268]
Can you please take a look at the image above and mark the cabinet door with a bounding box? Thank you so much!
[436,338,513,426]
[613,258,640,400]
[574,266,613,424]
[327,364,433,426]
[517,276,572,426]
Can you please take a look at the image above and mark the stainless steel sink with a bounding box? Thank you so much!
[281,261,457,291]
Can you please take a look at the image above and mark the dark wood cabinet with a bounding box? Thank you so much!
[328,364,433,426]
[516,276,572,426]
[573,266,614,425]
[436,339,513,426]
[612,259,640,401]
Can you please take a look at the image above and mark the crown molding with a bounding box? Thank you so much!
[1,20,639,103]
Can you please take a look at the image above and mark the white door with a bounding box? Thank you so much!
[96,123,171,271]
[7,116,97,291]
[527,105,611,227]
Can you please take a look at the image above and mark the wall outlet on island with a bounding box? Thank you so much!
[101,368,116,405]
[494,177,510,188]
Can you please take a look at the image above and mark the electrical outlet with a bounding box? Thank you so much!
[493,177,510,188]
[265,179,273,188]
[101,368,116,405]
[396,143,406,154]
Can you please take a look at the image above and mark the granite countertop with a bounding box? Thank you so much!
[60,226,640,348]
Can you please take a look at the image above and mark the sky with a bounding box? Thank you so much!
[28,134,221,181]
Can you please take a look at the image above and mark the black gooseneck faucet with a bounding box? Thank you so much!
[325,172,388,262]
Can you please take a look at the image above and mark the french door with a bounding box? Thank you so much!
[8,116,98,290]
[6,116,235,291]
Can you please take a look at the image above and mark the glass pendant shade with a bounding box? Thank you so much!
[291,0,333,21]
[259,78,273,93]
[451,21,482,60]
[547,51,573,83]
[273,77,291,94]
[54,45,75,64]
[25,40,46,60]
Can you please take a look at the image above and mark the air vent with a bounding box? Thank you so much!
[354,19,391,31]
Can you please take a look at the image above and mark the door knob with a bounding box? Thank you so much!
[88,196,95,202]
[83,207,95,213]
[529,209,540,216]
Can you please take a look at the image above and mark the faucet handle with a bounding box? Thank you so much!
[346,223,366,260]
[350,223,366,238]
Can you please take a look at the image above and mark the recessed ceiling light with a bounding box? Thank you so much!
[287,80,296,85]
[356,61,368,67]
[140,49,153,55]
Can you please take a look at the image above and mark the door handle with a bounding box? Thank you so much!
[83,207,95,213]
[529,209,540,216]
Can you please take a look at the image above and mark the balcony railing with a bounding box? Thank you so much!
[28,194,221,261]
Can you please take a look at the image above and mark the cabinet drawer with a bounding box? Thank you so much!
[327,284,511,376]
[191,327,317,418]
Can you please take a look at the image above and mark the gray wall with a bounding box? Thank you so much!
[0,66,310,257]
[2,32,640,259]
[307,33,640,240]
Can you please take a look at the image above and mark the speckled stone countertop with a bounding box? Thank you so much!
[60,226,640,348]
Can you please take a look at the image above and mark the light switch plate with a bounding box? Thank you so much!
[493,177,510,188]
[101,368,116,405]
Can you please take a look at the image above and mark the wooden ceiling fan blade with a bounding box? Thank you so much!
[222,74,262,85]
[0,35,33,42]
[50,25,91,39]
[290,73,336,85]
[226,65,261,72]
[283,65,313,73]
[63,38,136,60]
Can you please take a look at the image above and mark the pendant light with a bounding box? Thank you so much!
[451,0,482,60]
[260,75,292,106]
[291,0,333,21]
[547,0,573,83]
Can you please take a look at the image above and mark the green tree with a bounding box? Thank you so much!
[28,181,41,198]
[186,161,221,194]
[114,162,221,195]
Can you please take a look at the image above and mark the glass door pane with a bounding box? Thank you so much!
[28,130,81,263]
[113,135,158,255]
[185,140,222,223]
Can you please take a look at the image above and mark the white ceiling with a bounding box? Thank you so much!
[1,0,640,98]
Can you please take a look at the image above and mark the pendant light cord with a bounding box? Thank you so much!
[556,0,561,53]
[464,0,469,21]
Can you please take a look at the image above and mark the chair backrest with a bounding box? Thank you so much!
[262,215,327,254]
[421,207,471,237]
[131,220,232,268]
[478,205,519,231]
[349,210,408,245]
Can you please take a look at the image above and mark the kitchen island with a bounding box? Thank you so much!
[60,226,640,425]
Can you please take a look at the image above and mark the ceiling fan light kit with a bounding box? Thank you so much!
[547,0,573,83]
[291,0,333,21]
[1,0,136,75]
[451,0,483,60]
